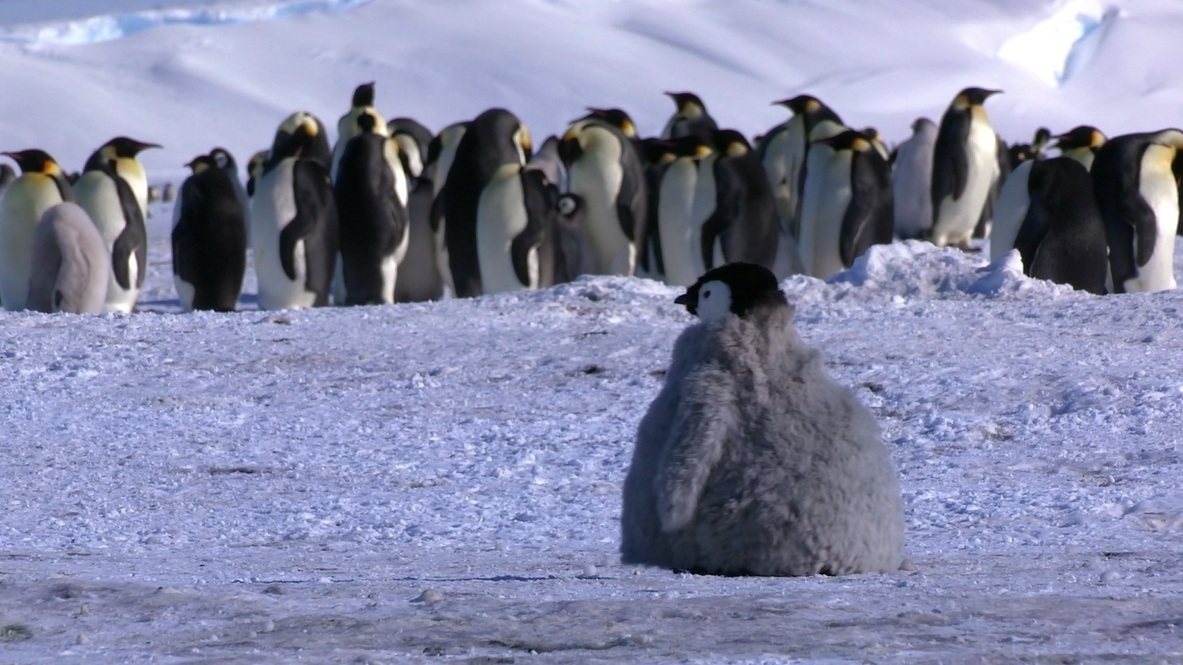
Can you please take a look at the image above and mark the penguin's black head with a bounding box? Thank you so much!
[956,87,1002,107]
[208,147,237,170]
[105,136,162,158]
[713,129,751,156]
[1053,125,1106,152]
[351,82,376,108]
[581,107,638,138]
[665,91,706,113]
[774,94,822,116]
[675,263,787,323]
[3,149,62,175]
[185,154,216,174]
[814,129,874,153]
[640,137,678,166]
[672,131,715,160]
[910,117,934,133]
[356,110,379,135]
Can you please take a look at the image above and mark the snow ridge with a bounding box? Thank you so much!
[996,0,1120,86]
[0,0,372,47]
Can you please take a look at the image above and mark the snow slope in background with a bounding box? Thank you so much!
[0,0,1180,183]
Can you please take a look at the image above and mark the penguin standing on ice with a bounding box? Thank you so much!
[393,119,445,304]
[559,117,647,277]
[929,87,1002,248]
[891,117,938,239]
[660,92,718,140]
[27,202,110,314]
[1005,157,1108,294]
[251,112,339,310]
[424,121,471,294]
[691,129,780,273]
[437,108,532,297]
[73,152,148,313]
[760,95,844,243]
[797,130,894,279]
[621,262,905,576]
[0,149,74,311]
[172,153,248,312]
[82,137,159,219]
[334,110,410,305]
[1092,129,1183,294]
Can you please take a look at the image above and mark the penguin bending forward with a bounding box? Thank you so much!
[621,263,905,576]
[0,149,74,311]
[251,112,339,309]
[27,202,110,314]
[173,153,248,312]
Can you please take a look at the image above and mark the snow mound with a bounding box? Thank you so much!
[0,0,371,47]
[996,0,1119,86]
[815,241,1077,301]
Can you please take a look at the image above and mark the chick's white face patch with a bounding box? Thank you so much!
[696,279,732,323]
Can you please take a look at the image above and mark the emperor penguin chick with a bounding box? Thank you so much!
[621,262,905,576]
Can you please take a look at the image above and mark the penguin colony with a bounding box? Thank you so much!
[1,82,1179,314]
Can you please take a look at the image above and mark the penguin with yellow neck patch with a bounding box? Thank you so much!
[930,87,1001,248]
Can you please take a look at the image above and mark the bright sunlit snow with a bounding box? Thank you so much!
[4,1,1183,663]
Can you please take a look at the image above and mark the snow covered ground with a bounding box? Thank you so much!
[4,0,1183,662]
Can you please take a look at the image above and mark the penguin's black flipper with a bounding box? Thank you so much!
[700,208,729,272]
[283,159,338,303]
[106,164,147,290]
[840,151,893,268]
[1012,204,1051,277]
[510,169,554,288]
[931,110,971,209]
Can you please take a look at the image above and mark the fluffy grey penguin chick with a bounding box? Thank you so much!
[621,262,905,576]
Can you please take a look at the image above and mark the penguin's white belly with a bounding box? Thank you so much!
[251,159,317,310]
[798,144,850,279]
[657,159,700,287]
[75,173,139,312]
[891,136,936,239]
[932,121,997,246]
[0,179,65,311]
[1126,145,1179,293]
[477,164,533,294]
[989,160,1033,262]
[568,146,633,276]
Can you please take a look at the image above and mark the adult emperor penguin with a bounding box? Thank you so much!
[798,130,894,279]
[691,130,780,273]
[251,112,340,309]
[1092,129,1183,293]
[82,137,160,219]
[1053,125,1107,170]
[929,87,1002,248]
[1007,157,1107,294]
[26,203,110,314]
[172,153,248,312]
[658,133,714,286]
[0,149,74,311]
[438,108,531,297]
[474,163,564,294]
[660,92,718,140]
[334,110,410,305]
[559,117,647,277]
[891,117,938,239]
[621,262,905,576]
[73,156,147,313]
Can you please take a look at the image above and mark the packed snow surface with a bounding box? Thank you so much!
[4,0,1183,663]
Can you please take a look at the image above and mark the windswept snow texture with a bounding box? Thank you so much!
[4,0,1183,662]
[996,0,1119,86]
